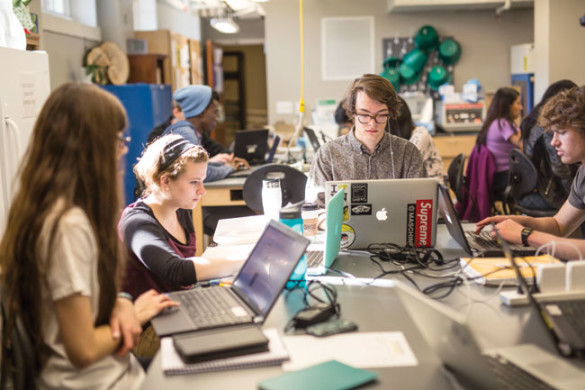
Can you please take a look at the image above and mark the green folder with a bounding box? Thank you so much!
[258,360,378,390]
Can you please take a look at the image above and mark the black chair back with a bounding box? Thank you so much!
[508,149,538,200]
[242,164,308,213]
[504,149,556,217]
[447,153,466,204]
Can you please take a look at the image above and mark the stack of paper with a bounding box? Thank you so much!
[460,254,560,285]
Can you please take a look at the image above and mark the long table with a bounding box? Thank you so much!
[141,224,582,389]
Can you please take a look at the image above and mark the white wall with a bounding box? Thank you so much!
[264,0,534,124]
[157,1,201,40]
[534,0,585,101]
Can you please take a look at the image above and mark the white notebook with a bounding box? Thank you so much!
[161,328,289,376]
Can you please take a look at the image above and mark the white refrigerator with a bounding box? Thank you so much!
[0,47,51,237]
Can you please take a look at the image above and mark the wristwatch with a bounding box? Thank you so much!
[521,227,534,247]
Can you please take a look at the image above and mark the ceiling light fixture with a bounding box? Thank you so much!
[210,15,240,33]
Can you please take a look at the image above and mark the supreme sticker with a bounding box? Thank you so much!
[406,199,433,247]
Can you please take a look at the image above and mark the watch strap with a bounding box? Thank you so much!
[521,227,534,247]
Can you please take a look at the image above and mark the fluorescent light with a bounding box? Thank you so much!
[224,0,252,11]
[210,17,240,33]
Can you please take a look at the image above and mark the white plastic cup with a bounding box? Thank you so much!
[301,203,320,236]
[261,179,282,220]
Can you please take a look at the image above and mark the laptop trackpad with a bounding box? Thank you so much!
[152,309,194,336]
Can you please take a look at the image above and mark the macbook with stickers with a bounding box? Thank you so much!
[324,178,438,249]
[151,219,310,336]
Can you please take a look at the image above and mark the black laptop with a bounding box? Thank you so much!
[151,220,310,336]
[304,127,321,151]
[234,129,269,165]
[438,185,536,256]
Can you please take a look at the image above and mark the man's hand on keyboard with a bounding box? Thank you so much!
[489,219,525,245]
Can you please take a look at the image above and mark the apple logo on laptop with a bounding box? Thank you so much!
[376,208,388,221]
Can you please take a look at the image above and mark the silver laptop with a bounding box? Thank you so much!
[324,178,438,249]
[306,188,344,275]
[151,220,310,336]
[396,282,585,390]
[437,184,537,257]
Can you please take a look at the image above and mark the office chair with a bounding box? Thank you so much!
[447,153,467,205]
[1,287,37,390]
[503,149,556,217]
[242,164,307,213]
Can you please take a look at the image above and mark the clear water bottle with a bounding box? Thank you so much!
[262,179,282,220]
[279,202,307,289]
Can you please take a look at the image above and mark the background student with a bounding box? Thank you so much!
[0,83,176,389]
[120,134,244,300]
[476,86,585,260]
[519,79,578,211]
[306,74,424,205]
[162,85,249,181]
[387,95,445,185]
[475,87,523,201]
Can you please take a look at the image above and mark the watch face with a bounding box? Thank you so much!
[521,227,533,246]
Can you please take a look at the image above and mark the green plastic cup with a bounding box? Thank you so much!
[439,38,462,65]
[403,49,428,73]
[380,67,401,91]
[427,65,451,91]
[398,63,420,85]
[414,25,439,52]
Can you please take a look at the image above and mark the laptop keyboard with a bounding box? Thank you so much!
[173,286,254,330]
[484,354,555,390]
[466,231,502,250]
[306,250,323,268]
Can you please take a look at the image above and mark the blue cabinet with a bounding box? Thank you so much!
[102,84,172,205]
[511,73,534,117]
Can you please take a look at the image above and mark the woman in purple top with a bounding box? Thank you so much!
[475,87,523,200]
[119,134,243,299]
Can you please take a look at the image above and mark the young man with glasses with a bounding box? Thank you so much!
[307,74,424,205]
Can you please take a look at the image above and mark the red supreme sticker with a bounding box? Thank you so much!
[406,199,433,247]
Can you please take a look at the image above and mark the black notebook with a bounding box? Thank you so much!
[173,325,269,363]
[161,328,289,375]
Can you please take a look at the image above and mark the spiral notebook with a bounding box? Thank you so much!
[161,328,289,375]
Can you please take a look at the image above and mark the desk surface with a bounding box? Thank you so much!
[141,224,579,389]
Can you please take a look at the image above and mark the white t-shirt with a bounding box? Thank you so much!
[38,202,144,390]
[409,126,446,186]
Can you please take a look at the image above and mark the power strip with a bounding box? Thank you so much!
[500,290,585,307]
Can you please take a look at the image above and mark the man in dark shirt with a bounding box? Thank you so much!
[163,85,249,181]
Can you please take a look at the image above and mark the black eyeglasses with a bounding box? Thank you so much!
[118,134,131,148]
[356,113,390,124]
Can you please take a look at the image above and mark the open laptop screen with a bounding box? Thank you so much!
[234,129,269,164]
[438,185,473,256]
[233,220,309,317]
